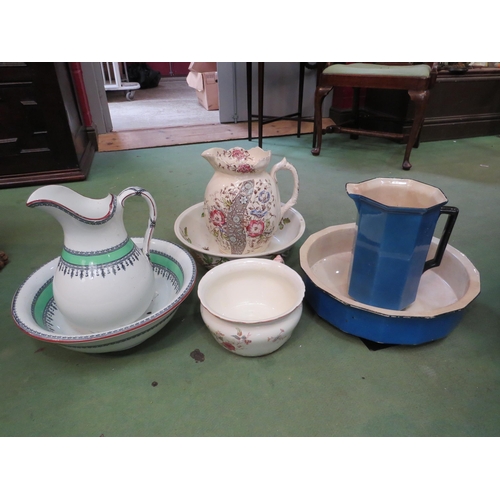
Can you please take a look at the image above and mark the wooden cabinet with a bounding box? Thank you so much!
[0,62,95,188]
[418,68,500,141]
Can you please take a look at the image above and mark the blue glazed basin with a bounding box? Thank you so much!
[299,224,480,345]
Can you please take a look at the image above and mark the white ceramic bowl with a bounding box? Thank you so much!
[11,238,196,353]
[174,202,306,269]
[197,258,305,356]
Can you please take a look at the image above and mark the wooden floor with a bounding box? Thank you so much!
[97,119,333,152]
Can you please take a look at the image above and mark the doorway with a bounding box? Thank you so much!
[103,62,221,132]
[83,62,321,152]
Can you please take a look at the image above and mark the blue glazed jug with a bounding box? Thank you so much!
[346,178,459,310]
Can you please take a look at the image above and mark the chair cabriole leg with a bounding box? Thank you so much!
[311,85,332,156]
[402,89,430,170]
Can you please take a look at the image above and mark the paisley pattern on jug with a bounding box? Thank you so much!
[205,177,278,254]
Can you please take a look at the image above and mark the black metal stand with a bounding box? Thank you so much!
[246,62,315,147]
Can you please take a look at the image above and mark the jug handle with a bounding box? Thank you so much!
[423,206,459,273]
[270,157,300,218]
[117,187,157,259]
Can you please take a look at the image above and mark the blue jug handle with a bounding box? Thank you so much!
[423,206,459,272]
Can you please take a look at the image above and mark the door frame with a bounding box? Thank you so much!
[80,62,113,134]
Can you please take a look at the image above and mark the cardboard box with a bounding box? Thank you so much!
[186,62,219,111]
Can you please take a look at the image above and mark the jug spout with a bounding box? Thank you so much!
[200,147,218,167]
[201,146,271,174]
[27,185,116,220]
[346,178,448,211]
[27,185,120,251]
[345,183,363,211]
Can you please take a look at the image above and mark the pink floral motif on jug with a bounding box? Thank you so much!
[246,220,265,237]
[205,176,278,254]
[209,209,226,227]
[211,148,262,174]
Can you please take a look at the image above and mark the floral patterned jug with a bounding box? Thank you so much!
[26,185,157,333]
[202,147,300,255]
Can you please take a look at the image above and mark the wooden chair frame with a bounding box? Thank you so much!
[311,62,439,170]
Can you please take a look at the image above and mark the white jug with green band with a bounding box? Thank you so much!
[27,185,157,333]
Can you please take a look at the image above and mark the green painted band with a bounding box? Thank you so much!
[61,239,135,266]
[150,252,184,284]
[34,281,53,328]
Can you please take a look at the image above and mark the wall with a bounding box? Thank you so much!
[218,62,329,124]
[145,63,190,77]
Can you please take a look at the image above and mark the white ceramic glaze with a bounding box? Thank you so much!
[346,177,448,209]
[202,147,300,255]
[174,202,306,268]
[26,186,157,332]
[11,238,196,353]
[197,258,305,356]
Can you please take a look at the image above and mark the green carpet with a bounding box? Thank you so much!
[1,133,499,437]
